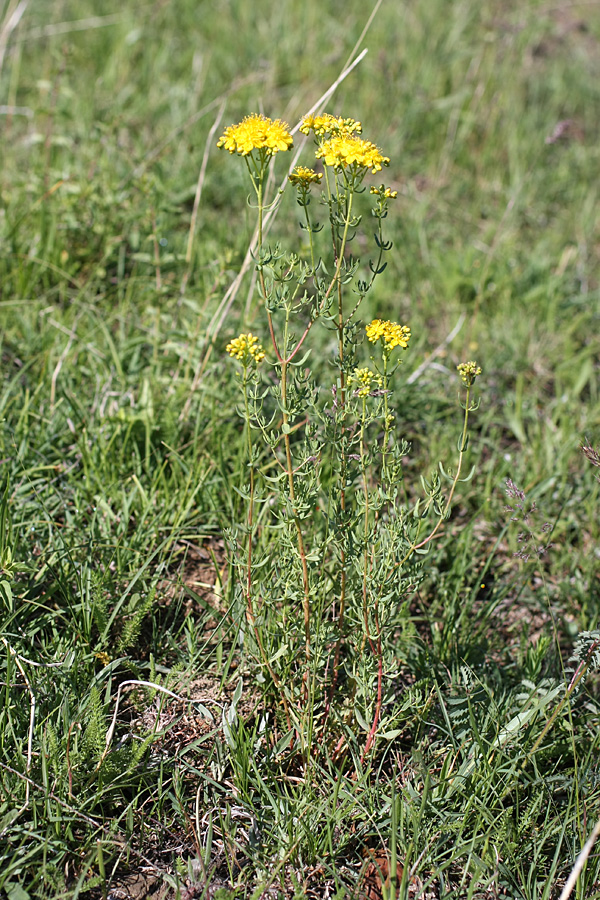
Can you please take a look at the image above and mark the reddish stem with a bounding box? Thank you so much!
[361,606,383,763]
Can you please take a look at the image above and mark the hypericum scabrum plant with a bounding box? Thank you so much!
[218,112,482,763]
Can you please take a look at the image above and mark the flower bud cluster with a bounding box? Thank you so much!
[348,367,383,398]
[226,333,266,365]
[457,361,482,386]
[288,166,323,187]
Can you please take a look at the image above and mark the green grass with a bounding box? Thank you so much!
[1,0,600,897]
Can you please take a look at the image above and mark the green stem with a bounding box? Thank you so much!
[280,352,311,673]
[360,398,370,649]
[242,374,254,605]
[395,384,472,572]
[241,370,293,733]
[301,195,316,273]
[253,168,310,692]
[323,186,355,719]
[358,396,383,761]
[256,173,264,250]
[285,178,357,367]
[381,352,391,489]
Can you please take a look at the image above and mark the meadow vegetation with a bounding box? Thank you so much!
[1,0,600,897]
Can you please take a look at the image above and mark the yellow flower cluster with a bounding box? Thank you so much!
[300,114,362,137]
[457,361,482,386]
[316,134,390,173]
[288,166,323,187]
[94,651,111,666]
[217,114,293,156]
[348,367,383,398]
[366,319,411,351]
[370,185,398,199]
[226,333,266,364]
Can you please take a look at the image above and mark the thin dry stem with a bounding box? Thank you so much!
[181,99,226,296]
[97,679,221,770]
[557,819,600,900]
[394,384,473,571]
[1,637,35,802]
[0,0,27,77]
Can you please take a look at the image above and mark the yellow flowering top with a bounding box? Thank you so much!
[348,367,383,398]
[217,114,293,156]
[226,333,266,364]
[288,166,323,187]
[366,319,411,352]
[300,114,362,137]
[457,361,482,386]
[316,134,390,173]
[94,651,111,666]
[370,185,398,199]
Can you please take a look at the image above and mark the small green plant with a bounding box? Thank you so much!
[218,112,482,763]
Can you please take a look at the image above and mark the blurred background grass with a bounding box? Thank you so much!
[3,0,599,586]
[4,0,599,439]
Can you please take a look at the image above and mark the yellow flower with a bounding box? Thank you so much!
[217,114,293,156]
[370,185,398,199]
[288,166,323,187]
[366,319,411,351]
[348,367,383,398]
[457,361,482,386]
[94,651,111,666]
[300,114,362,137]
[226,333,266,365]
[316,134,389,173]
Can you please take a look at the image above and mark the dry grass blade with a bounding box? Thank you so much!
[557,820,600,900]
[97,679,221,770]
[1,637,35,804]
[180,99,227,296]
[17,11,128,41]
[0,0,27,76]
